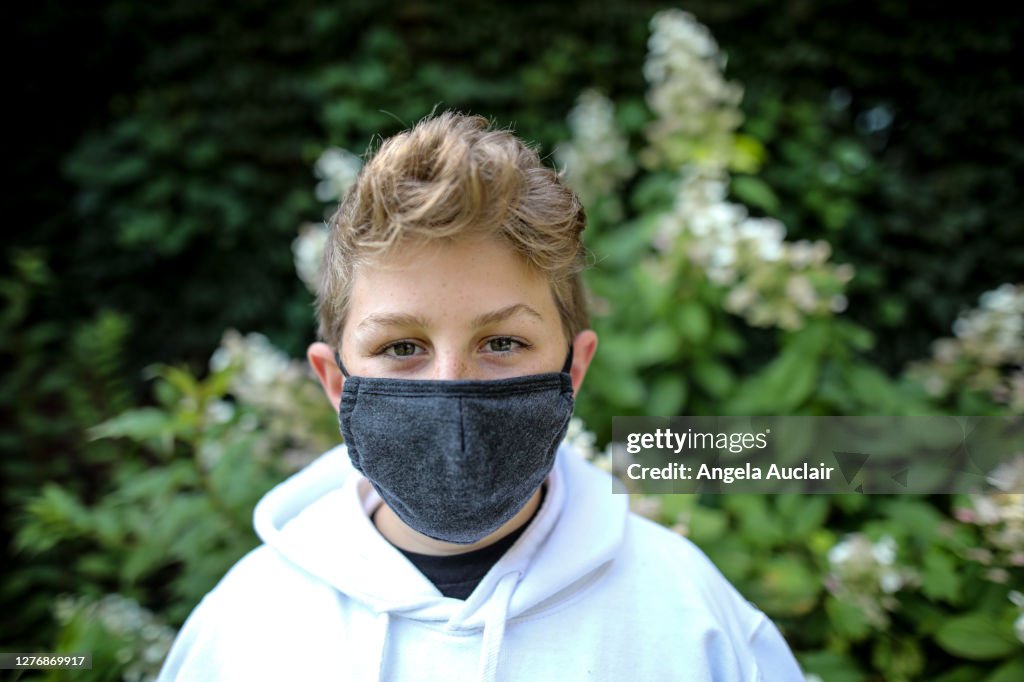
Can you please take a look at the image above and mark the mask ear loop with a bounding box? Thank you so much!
[334,351,351,379]
[561,344,574,374]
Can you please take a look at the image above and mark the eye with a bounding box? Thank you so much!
[381,341,421,357]
[484,337,524,354]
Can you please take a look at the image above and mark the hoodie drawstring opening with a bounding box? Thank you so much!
[370,611,390,681]
[477,571,520,682]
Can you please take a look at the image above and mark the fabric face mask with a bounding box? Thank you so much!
[335,349,575,544]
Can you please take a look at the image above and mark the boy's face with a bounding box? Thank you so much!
[308,235,597,410]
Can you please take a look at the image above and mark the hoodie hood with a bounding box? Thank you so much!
[252,442,628,680]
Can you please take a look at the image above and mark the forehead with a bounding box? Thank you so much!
[345,236,561,331]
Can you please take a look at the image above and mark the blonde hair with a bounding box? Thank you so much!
[316,111,589,348]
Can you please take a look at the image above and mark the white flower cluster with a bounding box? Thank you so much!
[292,222,329,294]
[642,9,743,171]
[623,9,854,330]
[54,593,175,682]
[208,330,335,471]
[656,171,854,329]
[298,147,356,294]
[955,453,1024,581]
[292,222,327,292]
[564,416,597,461]
[629,494,666,524]
[210,330,297,403]
[909,283,1024,412]
[555,89,635,212]
[563,415,618,476]
[987,454,1024,493]
[1010,590,1024,644]
[954,283,1024,365]
[314,147,362,203]
[825,533,917,628]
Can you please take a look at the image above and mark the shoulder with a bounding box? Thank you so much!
[607,512,805,681]
[157,545,340,681]
[613,514,756,630]
[622,512,733,585]
[190,542,339,624]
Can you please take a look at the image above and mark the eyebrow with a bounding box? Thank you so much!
[471,303,545,328]
[356,312,430,333]
[355,304,544,334]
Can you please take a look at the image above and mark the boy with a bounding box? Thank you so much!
[158,112,803,680]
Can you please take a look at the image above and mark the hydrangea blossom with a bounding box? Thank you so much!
[955,453,1024,580]
[207,330,335,471]
[655,171,854,329]
[825,533,918,628]
[555,89,635,212]
[908,283,1024,412]
[1010,590,1024,644]
[642,9,744,171]
[314,147,362,203]
[555,8,856,332]
[55,593,176,682]
[292,222,329,294]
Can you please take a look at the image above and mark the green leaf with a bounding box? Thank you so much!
[88,408,175,443]
[726,345,819,414]
[634,325,680,364]
[710,327,744,355]
[731,175,780,214]
[872,636,925,680]
[588,363,645,409]
[844,364,903,414]
[932,666,987,682]
[686,505,729,544]
[935,613,1020,660]
[881,499,946,542]
[986,658,1024,682]
[921,548,961,603]
[700,536,755,584]
[646,374,687,415]
[729,134,767,174]
[826,595,872,641]
[145,364,201,402]
[691,361,735,399]
[777,495,829,539]
[798,650,865,682]
[727,496,786,548]
[675,300,711,345]
[748,555,821,616]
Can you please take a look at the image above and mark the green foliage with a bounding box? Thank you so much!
[0,250,134,648]
[935,614,1021,661]
[43,594,176,682]
[637,489,1024,680]
[17,362,260,625]
[16,342,339,630]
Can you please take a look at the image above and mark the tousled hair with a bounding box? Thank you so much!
[316,111,589,348]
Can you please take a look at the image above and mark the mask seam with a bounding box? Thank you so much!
[458,395,466,457]
[350,378,566,398]
[339,379,362,473]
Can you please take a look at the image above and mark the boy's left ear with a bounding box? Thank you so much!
[568,330,598,397]
[307,341,344,412]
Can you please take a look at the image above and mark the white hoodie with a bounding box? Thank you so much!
[158,443,804,681]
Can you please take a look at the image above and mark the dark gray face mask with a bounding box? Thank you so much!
[335,349,575,544]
